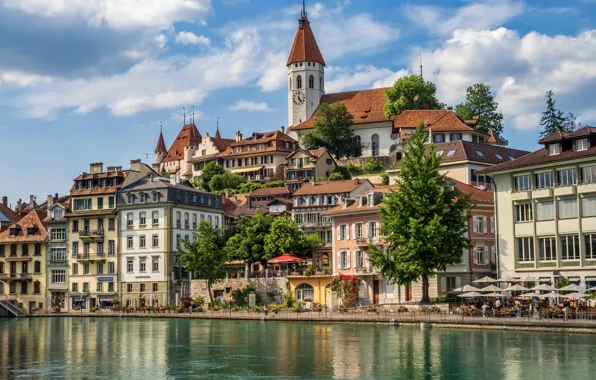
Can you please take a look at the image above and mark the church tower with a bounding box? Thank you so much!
[154,126,167,165]
[287,1,326,128]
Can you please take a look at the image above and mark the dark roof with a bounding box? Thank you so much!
[0,203,20,224]
[287,17,325,66]
[433,140,530,166]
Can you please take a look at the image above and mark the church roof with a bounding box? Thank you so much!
[155,128,167,154]
[287,16,325,66]
[392,110,483,133]
[162,124,201,163]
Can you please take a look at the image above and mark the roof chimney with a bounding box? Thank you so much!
[16,199,22,212]
[280,125,285,133]
[354,178,359,185]
[130,158,142,172]
[29,195,35,207]
[47,194,54,209]
[90,162,104,173]
[447,106,453,111]
[223,189,230,199]
[170,172,180,186]
[1,196,7,206]
[236,131,243,142]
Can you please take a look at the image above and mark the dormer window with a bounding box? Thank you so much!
[368,194,374,206]
[575,138,589,151]
[433,134,444,143]
[53,209,64,219]
[548,143,561,156]
[27,227,38,236]
[359,196,367,207]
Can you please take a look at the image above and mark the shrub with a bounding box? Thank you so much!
[270,304,282,312]
[345,164,362,176]
[293,301,304,312]
[331,166,352,180]
[397,306,409,313]
[362,157,384,173]
[304,264,315,277]
[283,291,295,308]
[191,296,205,308]
[232,305,241,312]
[381,172,389,186]
[328,172,345,181]
[180,296,193,309]
[232,286,260,306]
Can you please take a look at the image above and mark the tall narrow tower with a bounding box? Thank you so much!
[154,126,167,165]
[287,1,326,128]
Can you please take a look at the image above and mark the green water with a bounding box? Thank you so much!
[1,318,595,379]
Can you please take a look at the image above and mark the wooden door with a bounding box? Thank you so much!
[373,280,380,305]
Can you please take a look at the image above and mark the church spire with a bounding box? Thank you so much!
[287,0,325,66]
[301,0,306,19]
[154,125,167,154]
[215,117,221,139]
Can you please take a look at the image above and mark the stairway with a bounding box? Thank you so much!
[0,300,27,317]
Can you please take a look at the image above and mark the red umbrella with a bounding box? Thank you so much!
[267,254,307,264]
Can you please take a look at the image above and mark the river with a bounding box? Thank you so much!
[1,317,595,379]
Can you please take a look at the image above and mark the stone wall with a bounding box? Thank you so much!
[190,278,289,306]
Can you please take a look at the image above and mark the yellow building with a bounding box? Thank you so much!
[0,209,48,313]
[282,148,337,191]
[288,275,334,307]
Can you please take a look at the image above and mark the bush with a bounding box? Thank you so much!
[345,164,362,176]
[381,172,389,186]
[362,157,384,173]
[191,296,205,308]
[328,172,345,181]
[180,296,193,309]
[232,286,260,306]
[270,304,282,312]
[283,291,295,308]
[331,166,352,180]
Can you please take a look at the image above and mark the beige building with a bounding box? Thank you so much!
[0,209,48,313]
[153,123,201,179]
[478,127,596,288]
[189,128,234,178]
[282,148,336,191]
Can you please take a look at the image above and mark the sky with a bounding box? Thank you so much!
[1,0,596,205]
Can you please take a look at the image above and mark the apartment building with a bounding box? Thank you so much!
[282,148,336,191]
[478,127,596,288]
[189,128,234,178]
[44,194,71,311]
[117,170,224,307]
[0,209,48,313]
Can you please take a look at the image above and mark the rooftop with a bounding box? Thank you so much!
[293,178,371,196]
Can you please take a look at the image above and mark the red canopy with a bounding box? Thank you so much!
[267,254,307,264]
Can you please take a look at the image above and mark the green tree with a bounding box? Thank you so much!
[177,221,227,306]
[197,162,225,192]
[454,83,504,135]
[225,212,275,267]
[302,102,362,159]
[330,166,352,180]
[383,75,444,118]
[368,122,472,303]
[539,90,568,137]
[209,171,246,193]
[264,216,321,259]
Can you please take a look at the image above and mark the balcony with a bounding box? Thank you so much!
[0,273,32,281]
[301,221,332,228]
[76,254,91,261]
[79,229,105,239]
[19,273,32,281]
[554,184,576,196]
[533,187,553,199]
[578,181,596,194]
[355,266,375,275]
[511,190,531,201]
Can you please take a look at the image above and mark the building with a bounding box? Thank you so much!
[477,127,596,288]
[219,129,298,182]
[189,127,234,178]
[117,169,224,307]
[282,148,337,191]
[153,123,201,179]
[0,209,48,313]
[288,178,374,306]
[0,196,20,232]
[387,140,529,190]
[44,194,71,311]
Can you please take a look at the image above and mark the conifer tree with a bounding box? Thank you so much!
[539,90,568,137]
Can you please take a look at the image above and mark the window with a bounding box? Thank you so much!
[575,138,589,151]
[514,175,531,191]
[308,75,314,89]
[153,192,159,202]
[51,228,67,241]
[475,150,485,157]
[473,216,487,233]
[33,282,40,294]
[548,143,561,155]
[127,259,133,272]
[557,168,577,186]
[558,198,577,219]
[83,243,90,255]
[152,211,159,225]
[22,244,28,256]
[97,262,104,274]
[72,220,78,232]
[176,234,181,249]
[153,283,159,292]
[53,209,64,219]
[97,242,103,255]
[83,263,89,275]
[517,237,534,262]
[585,234,596,260]
[516,203,533,222]
[139,235,146,248]
[433,134,444,143]
[192,214,197,229]
[355,223,363,240]
[34,261,41,273]
[97,197,103,210]
[140,284,145,293]
[582,196,596,217]
[185,213,190,229]
[152,234,159,247]
[176,211,181,228]
[72,283,78,292]
[127,213,133,226]
[139,212,146,225]
[108,262,115,274]
[538,236,556,261]
[72,264,78,275]
[108,282,114,292]
[127,236,133,249]
[535,172,553,189]
[580,165,596,184]
[474,246,488,265]
[108,218,115,231]
[140,258,146,272]
[127,284,133,293]
[82,282,89,292]
[446,150,456,157]
[450,133,462,141]
[561,234,580,260]
[297,75,302,89]
[50,248,67,262]
[153,258,159,272]
[536,201,554,221]
[108,240,115,256]
[495,154,503,160]
[50,269,65,283]
[368,222,378,238]
[371,134,380,156]
[339,225,348,240]
[108,196,115,209]
[339,251,350,269]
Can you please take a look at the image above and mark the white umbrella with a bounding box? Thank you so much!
[532,284,556,291]
[558,284,586,292]
[519,275,539,282]
[452,285,481,293]
[480,285,503,292]
[544,293,565,298]
[473,276,497,284]
[566,292,587,299]
[588,286,596,291]
[519,292,543,298]
[484,292,504,298]
[497,275,520,283]
[460,292,484,298]
[503,284,529,292]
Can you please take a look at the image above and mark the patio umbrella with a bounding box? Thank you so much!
[503,284,529,292]
[519,292,543,298]
[480,285,503,292]
[519,275,539,282]
[484,292,504,297]
[452,285,481,293]
[473,276,497,284]
[558,284,586,292]
[566,292,587,299]
[496,275,520,283]
[588,286,596,291]
[532,284,556,291]
[267,254,307,264]
[460,292,485,298]
[544,293,565,298]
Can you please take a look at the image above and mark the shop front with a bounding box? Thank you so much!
[50,292,67,310]
[71,296,88,310]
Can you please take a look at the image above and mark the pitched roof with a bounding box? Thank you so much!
[567,126,596,138]
[250,186,292,197]
[293,179,371,196]
[215,126,222,139]
[487,129,506,145]
[155,128,167,154]
[0,203,20,224]
[392,110,481,133]
[449,178,494,204]
[538,131,570,144]
[70,171,129,195]
[287,16,325,66]
[433,140,530,166]
[290,88,389,131]
[220,131,297,158]
[162,123,201,163]
[0,209,47,243]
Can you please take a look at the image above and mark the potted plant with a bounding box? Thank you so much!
[232,305,241,312]
[338,305,348,313]
[366,306,378,313]
[53,305,61,313]
[397,306,409,313]
[311,302,323,312]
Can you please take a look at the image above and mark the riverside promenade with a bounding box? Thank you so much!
[29,309,596,334]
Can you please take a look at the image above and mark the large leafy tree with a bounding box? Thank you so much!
[383,75,444,118]
[209,171,246,194]
[302,102,362,159]
[368,122,472,303]
[539,90,568,137]
[177,221,227,306]
[454,83,504,135]
[225,212,275,267]
[196,162,225,192]
[264,216,321,259]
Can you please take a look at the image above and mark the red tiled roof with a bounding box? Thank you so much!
[291,88,390,131]
[287,17,325,66]
[392,110,480,133]
[250,186,292,197]
[538,131,570,144]
[0,209,47,243]
[155,129,167,154]
[449,178,494,204]
[162,124,201,163]
[213,137,234,153]
[220,131,297,158]
[293,178,371,196]
[70,171,129,195]
[0,203,20,224]
[487,129,505,145]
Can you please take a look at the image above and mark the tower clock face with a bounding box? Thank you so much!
[293,90,305,105]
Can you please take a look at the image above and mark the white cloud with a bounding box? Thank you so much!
[229,100,275,112]
[2,0,212,31]
[405,0,524,36]
[0,71,53,87]
[325,65,408,93]
[175,31,210,46]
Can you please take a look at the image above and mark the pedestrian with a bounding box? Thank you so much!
[481,302,489,318]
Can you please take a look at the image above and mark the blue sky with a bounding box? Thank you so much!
[1,0,596,205]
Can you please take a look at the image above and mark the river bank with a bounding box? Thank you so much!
[25,309,596,334]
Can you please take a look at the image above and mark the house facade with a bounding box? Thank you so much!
[153,123,201,179]
[282,148,336,191]
[478,127,596,288]
[44,195,71,311]
[189,128,234,178]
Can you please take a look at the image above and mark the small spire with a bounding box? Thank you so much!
[183,107,186,125]
[215,117,221,139]
[302,0,306,18]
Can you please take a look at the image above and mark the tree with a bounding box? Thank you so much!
[302,102,362,159]
[539,90,568,137]
[225,212,275,267]
[454,83,504,135]
[264,216,321,259]
[209,171,246,193]
[383,75,444,118]
[564,112,582,131]
[177,221,227,306]
[330,166,351,180]
[197,162,225,192]
[368,122,472,303]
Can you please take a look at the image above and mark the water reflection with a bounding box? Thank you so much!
[1,318,595,379]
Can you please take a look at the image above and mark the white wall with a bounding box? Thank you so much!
[352,123,395,157]
[170,206,223,252]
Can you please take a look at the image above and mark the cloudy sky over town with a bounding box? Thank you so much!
[1,0,596,203]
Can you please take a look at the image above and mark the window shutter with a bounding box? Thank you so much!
[337,225,341,240]
[347,251,351,269]
[482,216,487,234]
[352,224,356,239]
[473,217,478,233]
[440,277,447,292]
[473,247,478,264]
[483,246,488,264]
[490,216,495,233]
[347,224,351,240]
[491,246,497,264]
[376,222,380,237]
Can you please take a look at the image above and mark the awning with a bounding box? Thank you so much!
[232,165,264,174]
[267,254,307,264]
